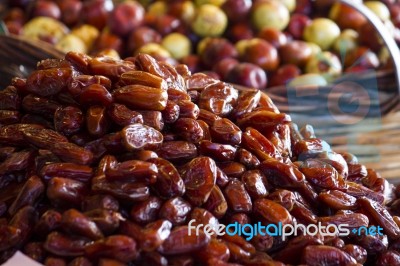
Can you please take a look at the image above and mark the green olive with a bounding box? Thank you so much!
[195,0,226,7]
[71,24,99,51]
[279,0,296,12]
[305,51,342,82]
[306,42,322,57]
[136,43,171,58]
[56,34,87,54]
[161,33,192,60]
[23,16,68,43]
[147,1,167,16]
[288,73,328,87]
[364,1,390,21]
[251,0,290,31]
[303,18,340,50]
[191,4,228,37]
[332,29,358,55]
[235,39,251,56]
[180,1,196,24]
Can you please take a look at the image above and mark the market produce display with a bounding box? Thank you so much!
[2,0,398,90]
[0,52,400,265]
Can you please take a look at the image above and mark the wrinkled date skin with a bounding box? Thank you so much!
[26,68,73,97]
[1,53,400,265]
[158,226,210,255]
[179,157,217,206]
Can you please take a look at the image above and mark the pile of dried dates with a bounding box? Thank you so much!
[0,52,400,266]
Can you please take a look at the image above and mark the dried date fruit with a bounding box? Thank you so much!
[81,194,119,212]
[84,209,122,235]
[35,210,62,237]
[61,209,103,240]
[224,179,252,213]
[301,245,357,266]
[130,196,163,225]
[319,213,369,231]
[26,68,72,97]
[23,128,68,149]
[40,163,93,183]
[195,238,230,263]
[233,90,261,118]
[88,57,136,80]
[120,71,168,91]
[0,86,21,110]
[121,219,172,252]
[161,101,180,124]
[236,148,260,169]
[23,242,45,262]
[199,82,238,117]
[47,177,87,208]
[68,257,93,266]
[148,158,185,198]
[54,106,84,136]
[44,232,89,257]
[199,140,237,162]
[113,85,167,111]
[92,174,150,202]
[241,128,281,161]
[1,52,400,266]
[358,197,400,240]
[210,118,242,146]
[318,190,357,210]
[85,235,138,262]
[203,185,228,219]
[259,158,305,188]
[0,225,22,252]
[50,142,93,165]
[159,197,192,226]
[140,110,164,131]
[0,150,34,175]
[107,103,143,126]
[342,244,367,264]
[236,110,291,135]
[0,123,44,146]
[253,198,292,226]
[8,175,44,215]
[105,160,157,184]
[79,84,113,107]
[157,141,198,162]
[299,159,347,190]
[158,226,210,255]
[180,157,217,206]
[0,110,21,125]
[189,208,219,235]
[174,118,204,143]
[274,236,323,264]
[198,109,221,126]
[177,100,199,120]
[86,106,109,137]
[68,74,111,98]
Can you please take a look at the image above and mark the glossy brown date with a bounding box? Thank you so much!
[113,85,167,111]
[85,235,138,262]
[179,157,217,206]
[158,226,210,255]
[148,158,185,198]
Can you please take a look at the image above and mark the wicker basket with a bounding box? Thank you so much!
[263,1,400,182]
[265,69,400,182]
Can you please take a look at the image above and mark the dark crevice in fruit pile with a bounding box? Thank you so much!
[0,52,400,265]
